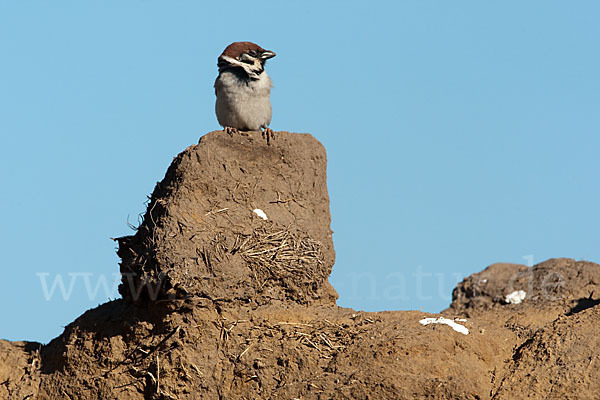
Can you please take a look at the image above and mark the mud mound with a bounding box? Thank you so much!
[446,258,600,316]
[2,130,600,399]
[116,130,337,307]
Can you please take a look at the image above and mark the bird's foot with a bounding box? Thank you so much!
[224,126,238,137]
[261,127,275,146]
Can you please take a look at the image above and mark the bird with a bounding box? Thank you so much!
[214,42,276,145]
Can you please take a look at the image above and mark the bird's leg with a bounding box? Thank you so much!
[261,126,275,146]
[225,126,238,137]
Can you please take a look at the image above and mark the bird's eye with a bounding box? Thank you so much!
[240,53,256,64]
[248,50,257,57]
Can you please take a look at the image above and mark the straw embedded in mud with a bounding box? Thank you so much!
[235,227,326,300]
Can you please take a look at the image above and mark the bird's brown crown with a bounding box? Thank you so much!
[221,42,266,59]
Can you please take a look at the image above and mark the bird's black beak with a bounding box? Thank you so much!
[260,51,276,60]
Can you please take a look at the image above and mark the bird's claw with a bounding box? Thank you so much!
[225,127,238,137]
[261,127,275,146]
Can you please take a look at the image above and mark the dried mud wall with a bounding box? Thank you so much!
[1,131,600,400]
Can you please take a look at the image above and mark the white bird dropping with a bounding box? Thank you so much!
[253,209,268,220]
[419,317,469,335]
[505,290,526,304]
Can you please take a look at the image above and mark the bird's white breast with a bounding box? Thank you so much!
[214,71,273,131]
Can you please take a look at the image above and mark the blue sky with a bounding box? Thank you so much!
[1,1,599,343]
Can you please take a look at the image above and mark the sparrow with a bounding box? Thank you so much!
[214,42,276,145]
